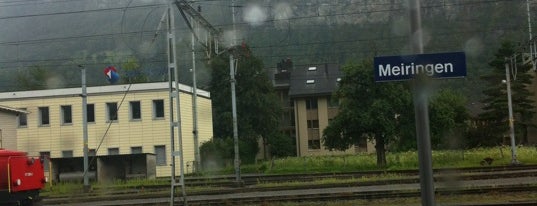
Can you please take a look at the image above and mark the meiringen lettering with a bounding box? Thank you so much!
[378,63,454,77]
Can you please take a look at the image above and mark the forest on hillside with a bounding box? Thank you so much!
[0,0,533,106]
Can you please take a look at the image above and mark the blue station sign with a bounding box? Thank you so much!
[374,52,466,82]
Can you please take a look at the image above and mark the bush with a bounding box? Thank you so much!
[267,132,296,158]
[200,138,234,170]
[200,137,259,170]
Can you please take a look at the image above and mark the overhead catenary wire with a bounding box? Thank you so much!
[0,0,522,22]
[83,1,163,174]
[0,2,167,19]
[0,0,525,47]
[0,0,86,7]
[0,0,531,86]
[0,22,527,63]
[82,83,133,181]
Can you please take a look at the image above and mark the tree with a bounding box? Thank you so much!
[478,41,535,146]
[16,65,62,91]
[121,57,148,84]
[322,60,412,167]
[386,87,470,152]
[199,138,234,169]
[207,44,282,163]
[429,89,469,149]
[267,132,296,158]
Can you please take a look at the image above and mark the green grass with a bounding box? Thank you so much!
[257,173,406,188]
[42,182,84,196]
[41,146,537,197]
[219,146,537,174]
[41,178,224,198]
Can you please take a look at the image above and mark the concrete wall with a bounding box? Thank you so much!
[96,154,156,182]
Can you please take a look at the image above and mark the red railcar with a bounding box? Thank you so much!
[0,149,47,206]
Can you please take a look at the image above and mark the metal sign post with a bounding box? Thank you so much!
[409,2,433,204]
[373,1,466,205]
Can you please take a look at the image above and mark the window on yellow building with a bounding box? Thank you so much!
[153,100,164,119]
[108,148,119,155]
[87,104,95,123]
[308,128,321,150]
[131,146,142,154]
[62,150,73,158]
[106,102,118,122]
[308,140,321,149]
[305,98,318,110]
[18,108,27,127]
[38,106,49,126]
[155,145,166,166]
[89,149,96,156]
[130,101,141,120]
[307,120,319,129]
[61,105,72,124]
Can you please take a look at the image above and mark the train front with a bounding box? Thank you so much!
[0,149,47,205]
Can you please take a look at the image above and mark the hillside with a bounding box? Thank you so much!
[0,0,534,103]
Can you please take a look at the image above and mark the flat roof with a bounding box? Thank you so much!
[0,105,30,114]
[0,82,210,100]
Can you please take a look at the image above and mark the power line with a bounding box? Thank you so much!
[189,0,523,30]
[0,11,523,47]
[0,0,523,43]
[0,2,166,20]
[0,0,86,8]
[0,0,520,22]
[0,23,527,67]
[0,0,529,66]
[0,29,521,67]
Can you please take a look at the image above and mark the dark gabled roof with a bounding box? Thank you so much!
[266,67,291,88]
[288,63,341,97]
[0,105,29,114]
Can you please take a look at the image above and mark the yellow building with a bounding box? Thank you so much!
[0,82,213,178]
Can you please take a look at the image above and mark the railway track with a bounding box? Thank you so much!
[179,185,537,206]
[42,165,537,206]
[44,181,537,206]
[115,164,537,190]
[181,164,537,187]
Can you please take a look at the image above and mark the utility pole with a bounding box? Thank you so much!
[175,0,235,176]
[526,0,536,71]
[190,14,201,173]
[230,0,241,184]
[167,0,187,205]
[527,0,532,40]
[504,59,519,165]
[80,64,90,193]
[409,0,435,205]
